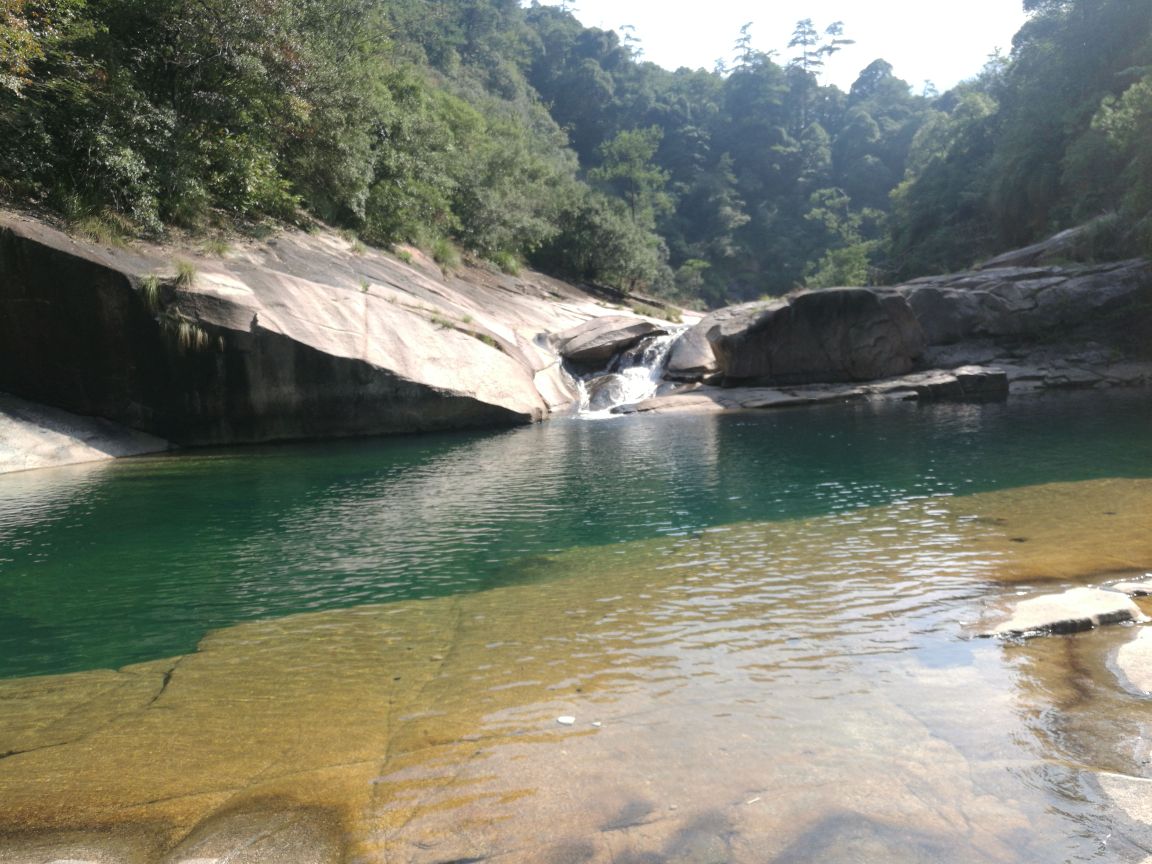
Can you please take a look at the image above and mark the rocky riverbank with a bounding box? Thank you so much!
[2,212,1149,473]
[0,211,685,472]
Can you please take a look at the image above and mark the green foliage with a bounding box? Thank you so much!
[889,0,1152,273]
[588,127,671,229]
[3,0,1144,313]
[531,191,673,294]
[489,250,520,275]
[430,237,461,272]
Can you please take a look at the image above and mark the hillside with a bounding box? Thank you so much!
[2,0,1148,309]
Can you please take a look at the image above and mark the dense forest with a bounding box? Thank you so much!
[1,0,1149,306]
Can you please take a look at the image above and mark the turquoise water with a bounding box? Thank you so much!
[1,391,1150,680]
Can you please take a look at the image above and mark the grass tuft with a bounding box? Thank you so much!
[140,274,161,312]
[174,259,197,288]
[202,237,231,257]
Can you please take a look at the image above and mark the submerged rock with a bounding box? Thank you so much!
[160,806,342,864]
[704,288,926,385]
[982,586,1146,638]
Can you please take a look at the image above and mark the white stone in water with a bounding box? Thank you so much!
[1098,772,1152,825]
[556,715,575,725]
[1111,579,1152,597]
[1115,627,1152,694]
[983,586,1146,638]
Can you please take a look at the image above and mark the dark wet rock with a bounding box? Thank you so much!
[981,587,1146,638]
[585,374,629,412]
[555,316,665,366]
[625,365,1008,416]
[705,288,925,385]
[874,366,1009,402]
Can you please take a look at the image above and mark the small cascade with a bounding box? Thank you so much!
[577,329,684,416]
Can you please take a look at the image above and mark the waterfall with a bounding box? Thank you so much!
[577,329,684,416]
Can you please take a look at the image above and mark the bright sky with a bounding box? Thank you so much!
[535,0,1029,92]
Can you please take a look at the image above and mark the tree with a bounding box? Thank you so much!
[588,126,670,227]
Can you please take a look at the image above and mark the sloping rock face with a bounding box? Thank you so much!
[704,288,926,385]
[0,214,627,446]
[901,260,1152,346]
[554,316,665,365]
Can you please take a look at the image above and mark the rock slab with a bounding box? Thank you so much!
[555,316,665,366]
[1115,627,1152,694]
[982,586,1146,638]
[0,392,168,474]
[705,288,926,385]
[0,213,638,446]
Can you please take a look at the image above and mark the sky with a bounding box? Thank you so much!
[533,0,1030,92]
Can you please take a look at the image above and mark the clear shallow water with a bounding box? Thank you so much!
[2,391,1152,862]
[1,391,1151,679]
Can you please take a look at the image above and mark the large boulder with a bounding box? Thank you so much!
[554,315,665,366]
[0,214,616,446]
[664,323,719,381]
[901,259,1152,346]
[704,288,926,385]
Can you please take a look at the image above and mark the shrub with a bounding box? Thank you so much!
[431,237,461,272]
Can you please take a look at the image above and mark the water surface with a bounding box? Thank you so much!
[2,391,1152,863]
[2,391,1150,679]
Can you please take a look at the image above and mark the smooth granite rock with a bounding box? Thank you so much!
[705,288,926,385]
[1112,578,1152,597]
[1115,627,1152,694]
[160,807,342,864]
[0,393,168,473]
[982,587,1146,638]
[0,213,644,446]
[901,259,1152,347]
[664,323,719,381]
[554,316,665,366]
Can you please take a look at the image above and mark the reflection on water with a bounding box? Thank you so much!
[2,475,1152,861]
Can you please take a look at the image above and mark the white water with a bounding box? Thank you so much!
[576,329,685,417]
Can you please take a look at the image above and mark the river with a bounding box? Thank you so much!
[1,391,1151,862]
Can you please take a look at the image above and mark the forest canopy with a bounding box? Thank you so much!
[1,0,1149,306]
